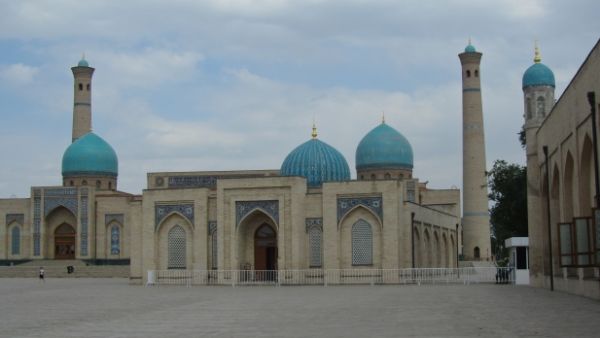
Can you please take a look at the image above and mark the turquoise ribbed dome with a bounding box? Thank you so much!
[62,132,118,177]
[356,122,413,170]
[77,58,89,67]
[522,62,555,89]
[281,137,350,187]
[464,44,476,53]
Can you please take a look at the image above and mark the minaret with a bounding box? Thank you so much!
[522,43,555,285]
[459,40,491,261]
[71,55,94,142]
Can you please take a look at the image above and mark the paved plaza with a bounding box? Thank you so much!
[1,278,600,337]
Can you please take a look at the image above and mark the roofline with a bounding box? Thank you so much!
[537,38,600,132]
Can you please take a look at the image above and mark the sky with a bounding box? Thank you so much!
[0,0,599,198]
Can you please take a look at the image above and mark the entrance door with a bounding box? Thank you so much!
[55,223,76,259]
[254,224,277,280]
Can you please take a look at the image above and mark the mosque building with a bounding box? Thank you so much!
[524,39,600,299]
[0,43,503,284]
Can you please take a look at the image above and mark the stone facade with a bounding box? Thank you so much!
[526,39,600,299]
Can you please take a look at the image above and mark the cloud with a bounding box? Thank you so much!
[0,63,38,86]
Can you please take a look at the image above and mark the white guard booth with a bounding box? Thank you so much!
[504,237,529,285]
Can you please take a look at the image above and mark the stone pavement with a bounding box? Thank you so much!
[1,278,600,337]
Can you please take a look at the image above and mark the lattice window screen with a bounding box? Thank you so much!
[110,225,120,255]
[211,231,218,269]
[11,227,20,255]
[352,219,372,265]
[168,225,186,269]
[309,227,322,267]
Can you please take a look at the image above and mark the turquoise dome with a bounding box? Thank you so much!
[281,137,350,187]
[77,58,89,67]
[522,62,555,89]
[62,132,118,177]
[464,44,476,53]
[356,122,413,170]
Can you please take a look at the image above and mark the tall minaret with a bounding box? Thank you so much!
[522,43,555,285]
[459,40,491,261]
[71,55,94,142]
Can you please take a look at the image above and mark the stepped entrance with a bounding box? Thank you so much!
[54,223,76,259]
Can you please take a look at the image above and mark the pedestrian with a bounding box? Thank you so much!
[39,266,45,283]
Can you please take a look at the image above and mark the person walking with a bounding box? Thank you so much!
[39,266,45,283]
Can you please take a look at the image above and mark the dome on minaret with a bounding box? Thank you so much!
[355,121,413,171]
[77,56,90,67]
[522,45,555,89]
[62,132,118,177]
[280,125,350,187]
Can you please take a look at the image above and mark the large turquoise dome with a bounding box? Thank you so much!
[280,134,350,187]
[523,62,555,89]
[356,122,413,170]
[62,132,118,177]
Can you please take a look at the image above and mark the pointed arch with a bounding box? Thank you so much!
[423,228,431,268]
[338,204,382,229]
[10,224,21,256]
[442,232,448,268]
[413,226,421,268]
[433,231,441,267]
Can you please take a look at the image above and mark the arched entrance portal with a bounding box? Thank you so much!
[254,224,278,272]
[55,223,76,259]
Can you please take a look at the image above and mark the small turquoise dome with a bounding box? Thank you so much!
[62,132,118,177]
[356,122,413,170]
[522,62,555,89]
[464,44,476,53]
[77,58,89,67]
[281,136,350,187]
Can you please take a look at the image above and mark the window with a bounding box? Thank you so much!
[474,247,480,259]
[352,219,373,265]
[11,226,20,255]
[108,182,112,190]
[384,173,391,179]
[559,222,573,266]
[110,225,120,255]
[168,225,186,269]
[474,69,479,77]
[308,226,322,268]
[82,180,87,186]
[466,70,471,77]
[575,218,593,265]
[360,175,364,180]
[70,180,74,186]
[370,174,376,180]
[78,83,83,90]
[86,84,90,91]
[526,97,532,119]
[536,96,545,117]
[96,180,101,189]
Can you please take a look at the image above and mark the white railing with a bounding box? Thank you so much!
[146,267,515,287]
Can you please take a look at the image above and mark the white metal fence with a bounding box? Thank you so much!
[146,267,515,287]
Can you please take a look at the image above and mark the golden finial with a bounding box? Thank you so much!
[382,111,386,124]
[534,40,542,63]
[311,118,318,139]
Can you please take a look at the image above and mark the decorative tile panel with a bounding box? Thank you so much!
[80,192,88,256]
[155,204,194,230]
[110,225,120,255]
[235,200,279,226]
[208,221,217,235]
[337,196,383,223]
[44,187,78,217]
[305,218,323,233]
[33,193,41,256]
[6,213,24,225]
[168,175,218,188]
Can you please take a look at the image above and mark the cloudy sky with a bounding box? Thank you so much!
[0,0,598,197]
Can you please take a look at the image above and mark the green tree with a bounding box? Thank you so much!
[487,160,528,258]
